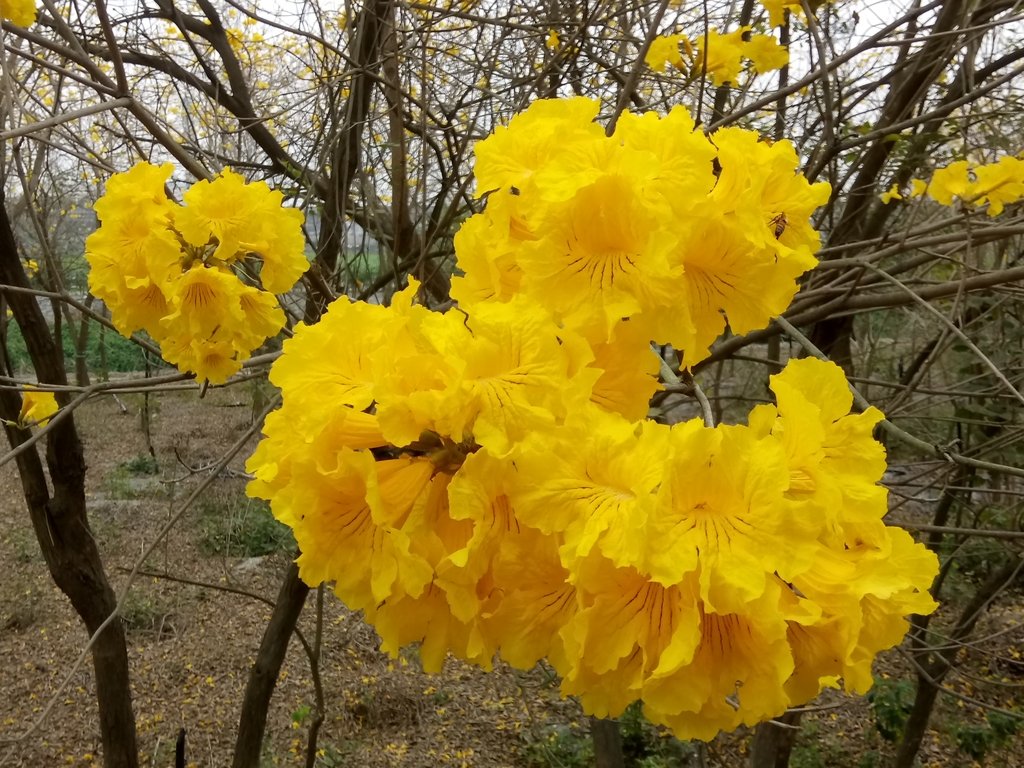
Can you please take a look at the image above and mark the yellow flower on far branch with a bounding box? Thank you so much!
[927,160,972,206]
[905,155,1024,216]
[966,155,1024,216]
[744,33,789,74]
[645,34,687,72]
[0,0,36,26]
[18,388,57,428]
[694,27,748,84]
[760,0,834,27]
[545,30,560,51]
[879,184,903,204]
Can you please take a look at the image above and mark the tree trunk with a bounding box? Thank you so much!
[231,562,310,768]
[749,711,802,768]
[0,190,139,768]
[590,717,625,768]
[893,671,941,768]
[895,559,1023,768]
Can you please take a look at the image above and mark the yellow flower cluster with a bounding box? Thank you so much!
[0,0,35,26]
[893,155,1024,217]
[86,163,308,383]
[647,29,788,82]
[247,98,938,740]
[456,97,823,367]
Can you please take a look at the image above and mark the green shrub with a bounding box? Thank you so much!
[198,495,293,558]
[119,591,175,637]
[3,318,151,374]
[987,710,1021,742]
[522,724,594,768]
[951,710,1023,761]
[121,454,159,475]
[867,678,915,742]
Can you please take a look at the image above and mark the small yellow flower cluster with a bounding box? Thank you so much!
[0,0,35,26]
[247,98,938,740]
[86,163,307,383]
[761,0,835,27]
[895,155,1024,217]
[646,29,788,82]
[18,387,57,428]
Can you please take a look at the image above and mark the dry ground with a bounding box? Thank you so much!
[0,387,1021,767]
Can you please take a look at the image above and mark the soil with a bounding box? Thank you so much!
[0,387,1021,767]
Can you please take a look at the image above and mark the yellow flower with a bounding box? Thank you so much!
[694,27,748,85]
[449,190,527,309]
[927,159,972,205]
[559,559,702,719]
[760,0,833,27]
[162,265,247,340]
[159,332,241,385]
[969,155,1024,216]
[511,407,670,569]
[646,421,797,611]
[643,581,800,740]
[517,170,679,341]
[748,358,888,547]
[645,34,687,72]
[759,0,800,27]
[432,297,579,455]
[744,33,789,73]
[1,0,36,27]
[586,322,662,421]
[879,184,903,204]
[471,96,603,196]
[294,451,435,612]
[18,388,57,427]
[545,30,560,50]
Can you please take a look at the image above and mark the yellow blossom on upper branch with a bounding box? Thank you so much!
[85,163,307,384]
[0,0,35,26]
[246,97,939,740]
[458,97,826,366]
[760,0,836,27]
[644,33,688,72]
[905,154,1024,216]
[647,29,787,82]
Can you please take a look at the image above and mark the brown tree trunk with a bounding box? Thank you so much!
[895,559,1023,768]
[231,562,310,768]
[590,717,625,768]
[749,711,802,768]
[0,190,139,768]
